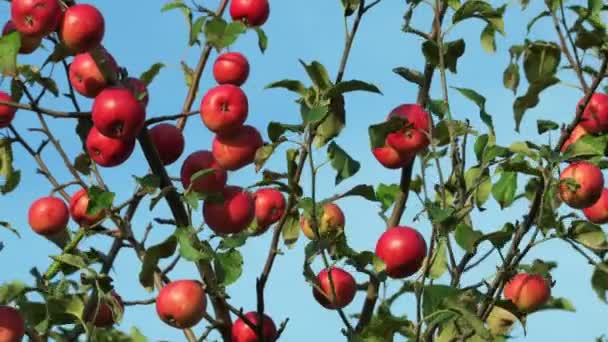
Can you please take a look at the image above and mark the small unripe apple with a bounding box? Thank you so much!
[559,161,604,209]
[59,4,104,54]
[149,123,185,165]
[375,226,427,278]
[230,0,270,27]
[203,186,254,235]
[156,280,207,329]
[583,188,608,224]
[0,306,25,342]
[180,150,227,194]
[300,202,345,240]
[86,292,123,327]
[561,124,589,152]
[385,104,431,155]
[231,312,277,342]
[313,267,356,310]
[0,91,17,128]
[69,50,119,98]
[2,20,42,54]
[69,188,105,226]
[11,0,62,37]
[28,196,69,236]
[213,52,250,86]
[579,93,608,134]
[503,273,551,312]
[200,84,248,134]
[372,145,414,169]
[252,188,286,233]
[212,125,263,171]
[125,77,149,107]
[92,87,146,140]
[86,126,136,167]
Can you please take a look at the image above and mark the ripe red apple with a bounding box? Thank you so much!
[212,125,263,171]
[156,280,207,329]
[230,0,270,27]
[0,306,25,342]
[504,273,551,312]
[59,4,104,53]
[125,77,149,107]
[213,52,250,86]
[375,226,427,278]
[300,202,345,240]
[558,161,604,209]
[203,186,254,235]
[200,84,248,134]
[313,267,356,310]
[0,91,17,128]
[583,188,608,224]
[561,124,589,152]
[69,188,105,226]
[86,126,136,167]
[231,312,277,342]
[149,123,185,165]
[92,87,146,140]
[69,50,119,98]
[87,292,123,327]
[180,150,227,193]
[579,93,608,134]
[252,188,286,233]
[372,145,414,169]
[28,196,69,236]
[2,20,42,54]
[385,104,431,155]
[10,0,62,37]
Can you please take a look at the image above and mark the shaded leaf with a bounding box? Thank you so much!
[327,142,360,185]
[214,249,243,286]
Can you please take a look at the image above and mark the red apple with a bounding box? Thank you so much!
[561,124,589,152]
[200,84,248,134]
[313,267,356,310]
[559,161,604,209]
[0,306,25,342]
[252,188,286,233]
[579,93,608,134]
[92,87,146,140]
[0,91,17,128]
[69,188,105,226]
[300,202,345,240]
[180,150,227,194]
[87,292,123,327]
[212,125,263,171]
[156,280,207,329]
[28,196,69,236]
[149,123,185,165]
[69,50,119,98]
[583,188,608,224]
[125,77,149,107]
[230,0,270,27]
[2,20,42,54]
[86,126,135,167]
[213,52,250,86]
[372,145,414,169]
[375,226,427,278]
[504,273,551,312]
[59,4,104,53]
[385,104,431,155]
[10,0,62,37]
[231,312,277,342]
[203,186,254,235]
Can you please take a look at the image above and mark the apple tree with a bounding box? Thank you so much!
[1,0,608,341]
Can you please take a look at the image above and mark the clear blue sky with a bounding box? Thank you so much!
[0,0,606,341]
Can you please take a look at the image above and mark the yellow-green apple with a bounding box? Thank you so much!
[200,84,248,134]
[252,188,286,233]
[231,312,277,342]
[28,196,69,236]
[86,126,135,167]
[583,188,608,224]
[10,0,62,37]
[0,91,17,128]
[579,93,608,134]
[559,161,604,209]
[2,20,42,54]
[212,125,263,171]
[375,226,427,278]
[300,202,345,240]
[69,49,119,98]
[230,0,270,27]
[69,188,105,226]
[156,280,206,329]
[149,123,185,166]
[203,186,254,234]
[0,306,25,342]
[213,52,250,86]
[180,150,227,193]
[313,267,356,309]
[59,4,104,53]
[504,273,551,312]
[92,87,146,140]
[385,104,431,155]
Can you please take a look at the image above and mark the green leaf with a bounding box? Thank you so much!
[0,221,20,238]
[453,87,493,132]
[421,39,466,73]
[302,105,329,125]
[265,79,307,96]
[73,153,92,176]
[254,27,268,53]
[86,186,115,216]
[175,227,214,262]
[393,67,424,86]
[492,171,517,209]
[218,233,248,250]
[254,143,278,172]
[139,236,177,291]
[161,1,189,12]
[569,221,608,250]
[452,0,505,34]
[563,134,608,158]
[50,253,88,270]
[513,76,560,131]
[134,174,161,194]
[368,117,408,149]
[0,32,20,76]
[214,249,243,286]
[443,297,493,340]
[527,11,550,34]
[538,297,576,312]
[139,63,165,86]
[0,281,26,304]
[180,61,194,87]
[454,223,483,253]
[340,184,376,201]
[327,141,361,185]
[130,327,148,342]
[484,223,515,248]
[376,183,400,212]
[190,16,206,46]
[503,63,520,94]
[537,119,559,134]
[592,262,608,302]
[480,24,496,53]
[422,285,459,318]
[220,21,247,48]
[523,41,561,84]
[314,95,346,147]
[267,122,304,142]
[282,212,300,247]
[299,60,333,90]
[326,80,382,98]
[429,238,448,279]
[341,0,361,16]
